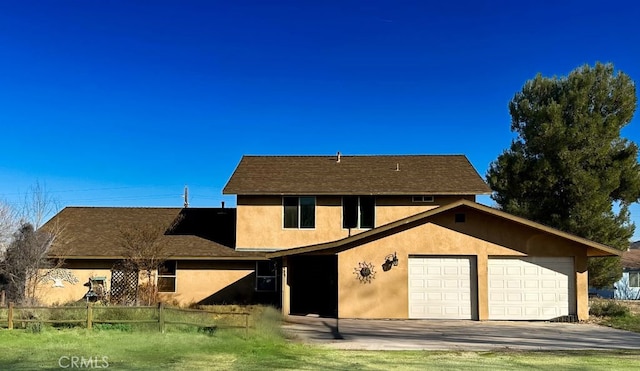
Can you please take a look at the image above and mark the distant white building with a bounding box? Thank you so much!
[614,249,640,300]
[589,247,640,300]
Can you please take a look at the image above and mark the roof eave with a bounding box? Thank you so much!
[50,255,268,261]
[226,191,492,196]
[267,199,622,258]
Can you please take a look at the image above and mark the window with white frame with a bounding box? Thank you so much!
[630,271,640,288]
[343,196,375,229]
[256,261,277,291]
[157,260,177,292]
[283,196,315,228]
[412,195,434,203]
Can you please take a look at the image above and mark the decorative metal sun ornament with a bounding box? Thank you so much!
[354,261,376,284]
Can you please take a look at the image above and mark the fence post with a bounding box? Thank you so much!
[0,290,5,307]
[7,302,13,330]
[87,303,93,330]
[158,302,165,334]
[244,313,249,338]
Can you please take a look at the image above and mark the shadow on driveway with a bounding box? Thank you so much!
[282,316,640,351]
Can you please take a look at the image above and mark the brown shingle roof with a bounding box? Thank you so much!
[622,250,640,269]
[223,155,491,195]
[43,207,264,260]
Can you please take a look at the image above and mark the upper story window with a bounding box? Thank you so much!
[283,196,315,229]
[343,196,375,229]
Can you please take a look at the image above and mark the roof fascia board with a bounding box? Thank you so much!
[226,191,492,196]
[268,200,621,258]
[50,255,268,261]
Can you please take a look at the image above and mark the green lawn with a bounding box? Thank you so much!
[1,327,640,370]
[2,304,640,370]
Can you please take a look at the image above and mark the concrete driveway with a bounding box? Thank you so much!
[282,316,640,351]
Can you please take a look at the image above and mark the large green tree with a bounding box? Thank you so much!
[487,62,640,288]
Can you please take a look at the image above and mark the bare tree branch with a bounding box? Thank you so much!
[21,181,58,229]
[118,214,183,305]
[0,183,66,305]
[0,201,17,254]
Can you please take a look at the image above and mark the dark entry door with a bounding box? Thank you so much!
[289,255,338,317]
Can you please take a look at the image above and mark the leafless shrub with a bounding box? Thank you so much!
[118,215,182,305]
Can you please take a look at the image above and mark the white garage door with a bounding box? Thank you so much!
[408,257,473,319]
[488,257,574,320]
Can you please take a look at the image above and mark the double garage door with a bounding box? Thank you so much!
[408,256,574,320]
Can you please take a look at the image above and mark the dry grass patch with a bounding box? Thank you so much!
[589,299,640,333]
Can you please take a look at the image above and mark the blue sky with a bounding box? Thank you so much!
[1,1,639,237]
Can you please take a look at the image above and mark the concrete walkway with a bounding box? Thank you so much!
[282,316,640,351]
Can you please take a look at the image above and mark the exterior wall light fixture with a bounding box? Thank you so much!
[382,252,399,272]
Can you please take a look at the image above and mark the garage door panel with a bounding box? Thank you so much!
[409,257,474,319]
[506,293,523,302]
[410,305,425,316]
[507,267,521,275]
[506,307,522,316]
[410,279,424,288]
[525,308,539,316]
[488,257,574,320]
[444,292,469,301]
[506,280,521,289]
[443,279,461,288]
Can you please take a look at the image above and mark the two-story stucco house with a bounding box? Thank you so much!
[222,154,620,321]
[37,153,620,321]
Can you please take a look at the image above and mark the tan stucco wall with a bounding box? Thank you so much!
[236,195,474,250]
[35,260,256,307]
[332,207,589,320]
[159,261,254,305]
[36,260,114,305]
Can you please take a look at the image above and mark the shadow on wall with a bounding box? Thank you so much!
[171,208,236,247]
[197,273,279,306]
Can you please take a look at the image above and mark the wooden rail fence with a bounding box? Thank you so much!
[0,302,250,335]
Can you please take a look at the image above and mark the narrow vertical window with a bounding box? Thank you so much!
[157,260,177,293]
[630,271,640,288]
[283,197,299,228]
[299,197,315,228]
[343,196,375,229]
[359,196,375,229]
[343,196,358,228]
[256,261,277,291]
